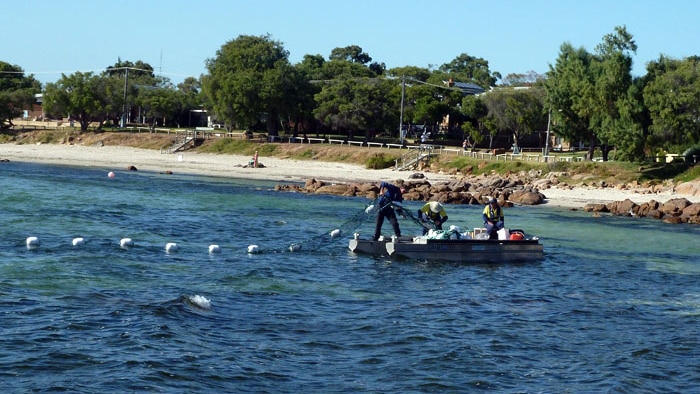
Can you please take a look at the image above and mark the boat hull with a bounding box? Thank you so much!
[348,236,415,256]
[350,236,543,263]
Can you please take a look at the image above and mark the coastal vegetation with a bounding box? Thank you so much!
[4,128,697,190]
[1,26,700,173]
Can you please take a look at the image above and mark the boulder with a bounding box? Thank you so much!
[681,202,700,224]
[660,198,691,215]
[676,181,700,197]
[315,183,354,196]
[508,190,544,205]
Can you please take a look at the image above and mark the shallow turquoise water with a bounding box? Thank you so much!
[1,161,699,392]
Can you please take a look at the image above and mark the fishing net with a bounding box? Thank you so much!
[257,199,434,254]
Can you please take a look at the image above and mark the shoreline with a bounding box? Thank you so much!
[1,142,698,209]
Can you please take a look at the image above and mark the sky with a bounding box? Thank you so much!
[4,0,699,86]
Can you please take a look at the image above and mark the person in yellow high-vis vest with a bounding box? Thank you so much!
[482,198,504,239]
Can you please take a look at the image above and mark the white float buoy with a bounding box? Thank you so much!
[120,238,134,248]
[247,244,260,254]
[72,237,85,246]
[208,244,221,254]
[165,242,179,253]
[329,229,342,238]
[26,236,40,249]
[188,295,211,309]
[108,171,115,178]
[289,243,302,252]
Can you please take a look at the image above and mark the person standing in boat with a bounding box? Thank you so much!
[372,181,403,241]
[418,201,448,235]
[483,198,504,239]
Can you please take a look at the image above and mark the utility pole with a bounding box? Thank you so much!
[399,75,405,145]
[544,108,551,162]
[120,68,129,128]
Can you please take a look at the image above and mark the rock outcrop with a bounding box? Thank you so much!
[275,170,700,225]
[583,197,700,224]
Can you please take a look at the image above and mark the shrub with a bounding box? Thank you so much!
[365,153,395,169]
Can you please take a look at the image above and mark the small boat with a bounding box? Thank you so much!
[348,229,543,263]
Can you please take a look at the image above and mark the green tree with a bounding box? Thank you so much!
[313,76,392,139]
[202,34,294,135]
[643,56,700,152]
[460,95,489,146]
[0,62,41,129]
[174,77,205,127]
[545,43,597,159]
[43,72,111,131]
[546,26,639,161]
[329,45,372,64]
[312,47,392,138]
[590,26,638,161]
[137,86,180,129]
[290,56,323,136]
[482,87,546,149]
[439,53,501,88]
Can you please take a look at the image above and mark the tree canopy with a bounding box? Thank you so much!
[202,34,295,134]
[0,62,40,129]
[8,26,700,164]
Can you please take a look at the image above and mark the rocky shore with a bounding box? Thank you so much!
[276,170,700,225]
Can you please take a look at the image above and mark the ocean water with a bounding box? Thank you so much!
[1,161,699,393]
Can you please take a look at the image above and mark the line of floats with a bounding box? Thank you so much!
[22,228,345,255]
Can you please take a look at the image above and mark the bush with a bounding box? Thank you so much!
[365,153,395,169]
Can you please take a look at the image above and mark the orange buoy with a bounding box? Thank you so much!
[510,232,525,241]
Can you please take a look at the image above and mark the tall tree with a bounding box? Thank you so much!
[439,53,501,88]
[546,26,639,161]
[202,34,294,134]
[313,77,392,139]
[483,87,546,149]
[311,50,389,137]
[460,95,490,147]
[0,62,41,129]
[329,45,372,64]
[590,25,638,160]
[545,43,597,159]
[643,56,700,151]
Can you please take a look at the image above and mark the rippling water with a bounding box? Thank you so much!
[1,162,698,392]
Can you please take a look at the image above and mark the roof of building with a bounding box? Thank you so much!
[452,81,485,95]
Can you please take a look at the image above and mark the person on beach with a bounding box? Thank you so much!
[483,198,504,239]
[462,138,471,151]
[373,181,403,241]
[418,201,448,235]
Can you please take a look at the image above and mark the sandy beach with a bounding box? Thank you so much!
[1,143,698,209]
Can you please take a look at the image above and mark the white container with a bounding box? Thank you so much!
[497,228,510,240]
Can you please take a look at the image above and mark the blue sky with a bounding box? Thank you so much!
[5,0,699,85]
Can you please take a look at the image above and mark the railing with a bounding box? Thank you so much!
[394,145,435,171]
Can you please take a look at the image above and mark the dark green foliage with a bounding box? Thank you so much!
[365,153,395,169]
